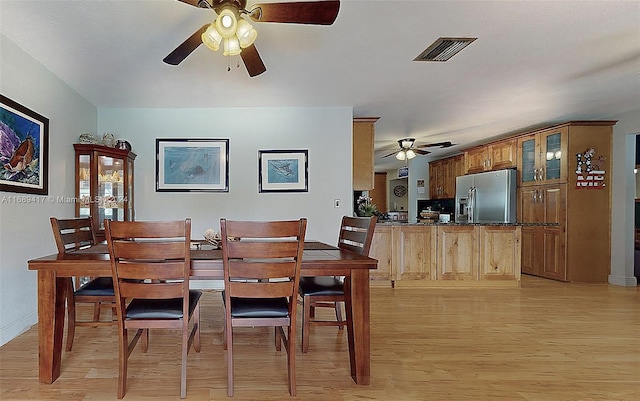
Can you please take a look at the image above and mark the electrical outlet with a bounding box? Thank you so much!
[334,199,340,208]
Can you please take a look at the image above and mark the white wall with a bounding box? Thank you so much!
[0,34,98,345]
[609,108,640,286]
[97,107,353,245]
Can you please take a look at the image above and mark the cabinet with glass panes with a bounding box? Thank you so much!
[74,143,136,241]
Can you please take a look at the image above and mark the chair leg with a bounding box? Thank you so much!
[335,301,344,331]
[194,304,201,353]
[302,295,313,353]
[92,302,101,322]
[141,329,149,353]
[117,326,128,399]
[287,324,297,396]
[65,278,76,352]
[226,319,234,397]
[180,327,188,399]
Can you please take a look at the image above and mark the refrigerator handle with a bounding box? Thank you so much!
[468,187,475,223]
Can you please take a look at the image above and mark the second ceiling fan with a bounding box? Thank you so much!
[382,138,454,161]
[163,0,340,77]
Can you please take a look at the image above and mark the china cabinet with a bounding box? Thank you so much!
[74,143,136,241]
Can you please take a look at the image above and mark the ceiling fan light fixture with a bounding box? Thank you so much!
[236,19,257,48]
[201,24,222,51]
[216,7,238,38]
[406,149,416,159]
[223,36,241,56]
[396,151,407,161]
[400,138,415,148]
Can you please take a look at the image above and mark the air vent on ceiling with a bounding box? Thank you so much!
[414,37,477,62]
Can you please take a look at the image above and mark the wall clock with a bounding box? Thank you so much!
[393,184,407,197]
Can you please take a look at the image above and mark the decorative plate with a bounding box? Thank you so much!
[393,185,407,197]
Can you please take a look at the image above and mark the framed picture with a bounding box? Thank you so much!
[156,138,229,192]
[258,149,308,193]
[0,95,49,195]
[398,166,409,178]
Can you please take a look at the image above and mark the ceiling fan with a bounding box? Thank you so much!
[163,0,340,77]
[382,138,455,160]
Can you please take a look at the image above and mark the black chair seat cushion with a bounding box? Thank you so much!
[126,290,202,319]
[222,292,289,318]
[298,276,344,297]
[74,277,115,297]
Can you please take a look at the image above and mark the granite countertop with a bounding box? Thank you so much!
[376,221,558,227]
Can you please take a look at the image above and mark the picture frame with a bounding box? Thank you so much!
[258,149,308,193]
[156,138,229,192]
[0,95,49,195]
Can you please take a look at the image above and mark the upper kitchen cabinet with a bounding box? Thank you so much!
[74,143,136,241]
[353,117,379,191]
[465,138,517,174]
[429,154,464,199]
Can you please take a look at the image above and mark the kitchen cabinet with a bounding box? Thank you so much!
[436,225,478,281]
[393,225,437,282]
[370,223,521,287]
[465,139,517,174]
[74,143,136,241]
[370,172,388,213]
[353,117,378,191]
[429,154,464,199]
[516,121,615,282]
[479,226,521,281]
[369,224,393,284]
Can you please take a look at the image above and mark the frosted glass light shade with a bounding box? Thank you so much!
[202,24,222,51]
[216,8,238,38]
[223,37,241,56]
[236,19,257,48]
[406,150,416,159]
[396,151,406,161]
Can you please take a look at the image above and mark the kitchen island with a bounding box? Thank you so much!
[369,221,524,288]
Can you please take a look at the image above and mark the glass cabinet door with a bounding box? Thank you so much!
[97,154,125,230]
[543,132,562,181]
[78,154,91,218]
[519,137,537,184]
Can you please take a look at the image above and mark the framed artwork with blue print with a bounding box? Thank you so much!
[258,149,308,193]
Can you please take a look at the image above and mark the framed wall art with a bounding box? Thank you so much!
[258,149,308,193]
[0,95,49,195]
[156,138,229,192]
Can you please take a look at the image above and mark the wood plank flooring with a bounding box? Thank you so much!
[1,276,638,400]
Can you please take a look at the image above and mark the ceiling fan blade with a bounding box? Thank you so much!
[382,151,399,158]
[414,149,431,155]
[249,1,340,25]
[416,141,454,149]
[240,44,267,77]
[177,0,210,8]
[163,24,208,65]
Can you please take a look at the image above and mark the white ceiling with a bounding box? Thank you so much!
[1,0,639,171]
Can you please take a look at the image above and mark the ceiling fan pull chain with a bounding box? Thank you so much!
[227,57,231,72]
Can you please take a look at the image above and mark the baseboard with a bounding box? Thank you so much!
[608,274,638,287]
[0,311,37,346]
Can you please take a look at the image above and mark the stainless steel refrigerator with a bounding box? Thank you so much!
[455,169,517,223]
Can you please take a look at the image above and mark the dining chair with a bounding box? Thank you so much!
[105,218,201,399]
[298,215,376,353]
[220,218,307,397]
[50,216,116,352]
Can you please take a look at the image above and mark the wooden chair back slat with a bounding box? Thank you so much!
[119,281,183,299]
[228,260,297,280]
[227,281,295,298]
[50,216,97,253]
[111,241,186,261]
[337,216,377,255]
[114,261,186,280]
[223,220,305,239]
[225,241,299,259]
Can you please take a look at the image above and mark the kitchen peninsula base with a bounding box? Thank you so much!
[369,223,521,288]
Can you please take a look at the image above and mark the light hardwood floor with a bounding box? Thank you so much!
[1,276,638,401]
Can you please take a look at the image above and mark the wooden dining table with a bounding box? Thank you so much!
[27,241,377,386]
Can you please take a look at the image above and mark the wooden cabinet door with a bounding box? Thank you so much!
[370,172,388,213]
[465,147,487,174]
[437,225,478,280]
[429,160,442,199]
[369,225,393,282]
[394,226,437,281]
[489,139,517,170]
[538,127,568,185]
[518,187,541,223]
[540,184,566,224]
[479,226,521,281]
[353,118,377,191]
[541,226,567,281]
[520,226,541,275]
[517,133,539,187]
